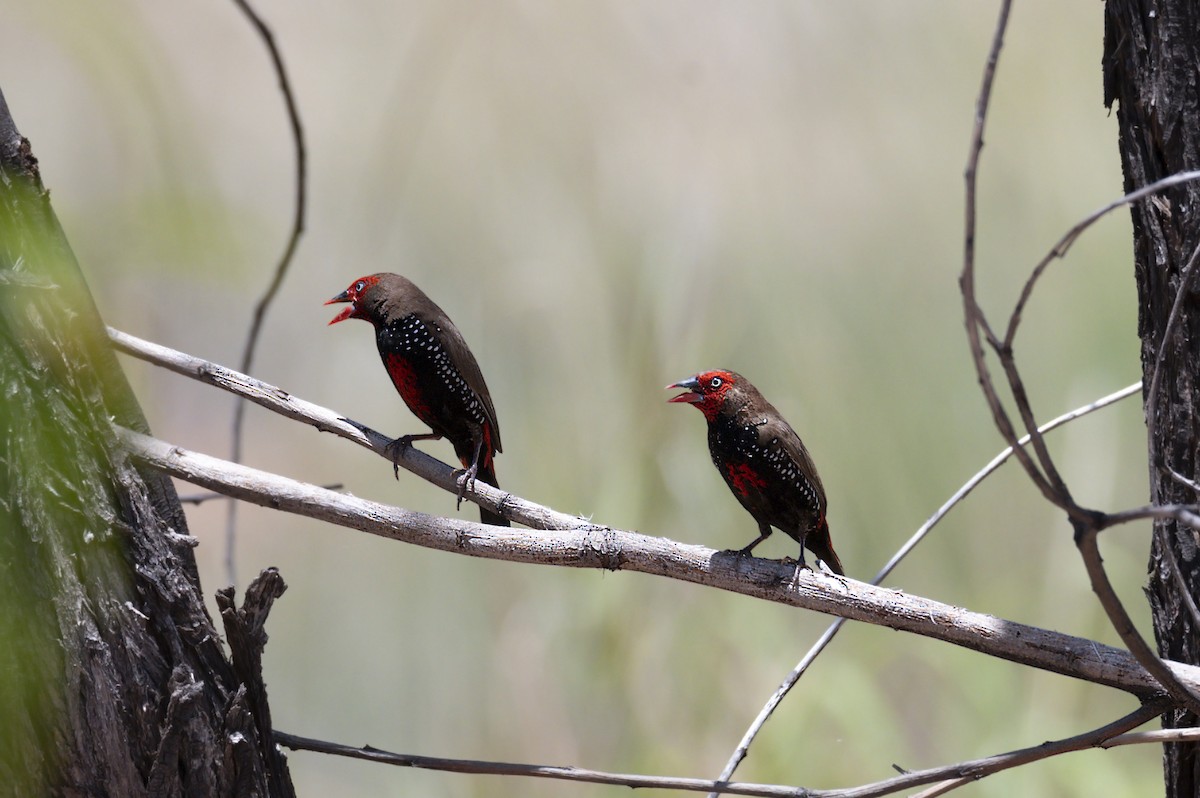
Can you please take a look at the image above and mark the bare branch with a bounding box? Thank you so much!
[1102,503,1200,530]
[1102,726,1200,749]
[274,700,1161,798]
[709,382,1142,791]
[227,0,309,586]
[960,0,1062,506]
[116,426,1200,699]
[275,731,810,798]
[179,483,343,505]
[1076,523,1200,714]
[1006,171,1200,352]
[955,0,1200,718]
[856,700,1160,798]
[108,326,582,531]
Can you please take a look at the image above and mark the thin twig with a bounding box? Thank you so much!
[180,483,343,505]
[117,426,1200,699]
[873,701,1162,798]
[1145,236,1200,502]
[226,0,308,587]
[1077,522,1200,714]
[275,731,808,798]
[1102,726,1200,749]
[709,382,1141,792]
[960,0,1059,506]
[1163,541,1200,633]
[1006,171,1200,352]
[956,0,1200,718]
[1102,503,1200,530]
[1167,466,1200,496]
[273,701,1161,798]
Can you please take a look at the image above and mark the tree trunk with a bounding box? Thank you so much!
[0,88,292,796]
[1104,3,1200,795]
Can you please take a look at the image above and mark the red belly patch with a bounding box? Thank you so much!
[725,462,768,497]
[384,354,433,422]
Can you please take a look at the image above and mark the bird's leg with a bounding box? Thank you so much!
[454,437,486,509]
[384,432,442,480]
[789,538,810,587]
[733,524,773,557]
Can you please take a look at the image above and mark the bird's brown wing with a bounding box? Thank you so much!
[750,406,825,514]
[427,314,503,453]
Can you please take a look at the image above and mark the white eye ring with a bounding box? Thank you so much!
[354,280,366,292]
[709,376,723,389]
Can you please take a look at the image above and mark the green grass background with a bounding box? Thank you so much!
[2,2,1160,795]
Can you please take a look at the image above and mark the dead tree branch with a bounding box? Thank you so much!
[958,0,1200,716]
[115,423,1200,699]
[275,698,1162,798]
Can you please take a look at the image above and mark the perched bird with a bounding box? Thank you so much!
[667,369,843,575]
[327,273,509,526]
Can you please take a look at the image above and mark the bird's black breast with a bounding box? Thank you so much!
[707,412,823,527]
[376,314,489,437]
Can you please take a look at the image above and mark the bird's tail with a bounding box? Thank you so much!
[805,518,844,576]
[473,457,510,527]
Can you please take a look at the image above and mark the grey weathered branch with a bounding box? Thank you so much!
[117,424,1200,699]
[108,326,584,532]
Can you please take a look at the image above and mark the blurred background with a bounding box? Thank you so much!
[1,1,1159,795]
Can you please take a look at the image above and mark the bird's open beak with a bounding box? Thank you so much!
[325,290,355,325]
[666,376,703,404]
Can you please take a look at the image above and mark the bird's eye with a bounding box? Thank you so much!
[354,280,366,292]
[709,376,723,389]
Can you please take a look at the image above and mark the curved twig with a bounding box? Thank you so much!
[274,699,1161,798]
[1145,236,1200,501]
[226,0,309,585]
[956,0,1200,717]
[960,0,1059,505]
[1077,522,1200,714]
[1006,170,1200,352]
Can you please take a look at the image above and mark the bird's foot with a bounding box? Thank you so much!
[454,461,481,509]
[720,546,757,557]
[786,557,811,589]
[384,434,430,480]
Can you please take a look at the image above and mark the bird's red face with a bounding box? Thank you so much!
[667,369,737,421]
[325,275,382,325]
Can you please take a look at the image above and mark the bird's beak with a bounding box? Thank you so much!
[325,290,355,325]
[666,376,703,404]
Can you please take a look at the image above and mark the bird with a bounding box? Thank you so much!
[666,369,843,575]
[326,273,509,526]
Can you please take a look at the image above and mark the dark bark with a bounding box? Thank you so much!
[0,88,292,796]
[1104,3,1200,795]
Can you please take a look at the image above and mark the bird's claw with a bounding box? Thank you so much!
[384,435,420,480]
[454,461,480,509]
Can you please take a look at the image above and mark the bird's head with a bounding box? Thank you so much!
[666,369,741,421]
[326,274,387,325]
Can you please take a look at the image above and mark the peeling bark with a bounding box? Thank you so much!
[1104,2,1200,795]
[0,87,292,796]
